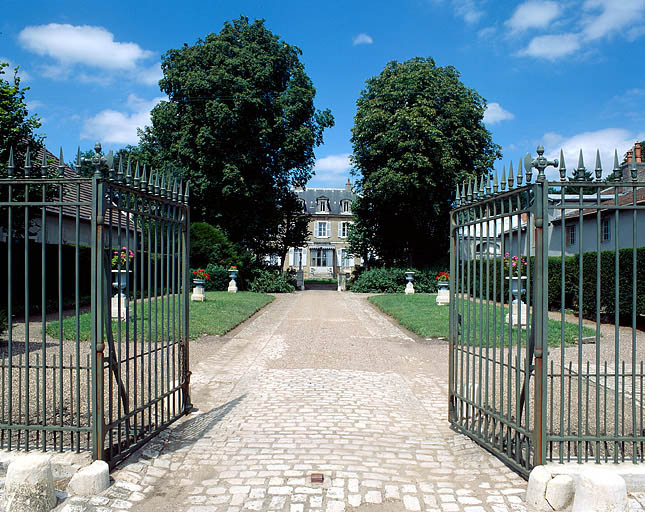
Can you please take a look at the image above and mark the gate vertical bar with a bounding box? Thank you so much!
[449,205,457,419]
[182,185,191,413]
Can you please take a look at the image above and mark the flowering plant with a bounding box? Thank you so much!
[503,253,527,277]
[230,265,238,270]
[435,271,450,282]
[112,247,134,269]
[192,269,210,281]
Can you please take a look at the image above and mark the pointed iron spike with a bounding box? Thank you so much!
[148,169,155,191]
[7,146,15,177]
[576,149,586,181]
[118,154,124,181]
[183,181,190,204]
[58,147,65,176]
[486,173,492,195]
[24,145,31,176]
[493,168,499,193]
[467,180,473,202]
[154,171,160,195]
[524,153,533,183]
[160,175,166,198]
[461,182,466,203]
[141,165,148,191]
[178,180,183,202]
[76,146,81,168]
[479,174,485,197]
[133,162,141,187]
[165,174,171,195]
[508,161,514,188]
[171,178,177,201]
[516,158,523,186]
[40,149,48,177]
[125,156,132,183]
[613,149,620,172]
[631,145,638,181]
[455,185,461,204]
[594,149,602,180]
[558,149,566,182]
[500,165,506,190]
[107,150,114,171]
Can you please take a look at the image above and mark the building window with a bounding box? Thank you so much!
[341,200,351,213]
[311,249,329,267]
[566,225,576,247]
[601,217,610,242]
[316,221,329,238]
[298,199,307,213]
[316,197,329,213]
[339,221,349,238]
[294,248,302,267]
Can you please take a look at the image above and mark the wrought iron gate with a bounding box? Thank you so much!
[449,145,645,476]
[0,142,191,465]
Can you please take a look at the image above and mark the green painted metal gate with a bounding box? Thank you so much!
[0,142,191,465]
[449,145,645,476]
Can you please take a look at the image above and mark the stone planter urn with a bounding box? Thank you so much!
[228,268,238,293]
[405,271,415,295]
[111,270,130,319]
[436,280,450,306]
[505,276,528,325]
[191,278,206,302]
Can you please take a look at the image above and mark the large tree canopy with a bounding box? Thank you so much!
[0,62,43,174]
[350,57,501,266]
[140,17,333,258]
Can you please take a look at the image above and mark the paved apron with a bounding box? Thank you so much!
[58,291,534,512]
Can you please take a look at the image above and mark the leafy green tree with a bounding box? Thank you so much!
[264,189,310,269]
[190,222,239,269]
[139,16,333,259]
[350,57,501,266]
[0,62,43,174]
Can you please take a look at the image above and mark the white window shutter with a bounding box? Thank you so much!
[338,222,342,237]
[327,221,331,237]
[288,248,294,265]
[302,248,307,266]
[349,255,355,266]
[337,250,342,265]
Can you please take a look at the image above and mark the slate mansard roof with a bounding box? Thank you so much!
[295,185,356,215]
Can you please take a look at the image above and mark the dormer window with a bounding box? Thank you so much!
[298,199,307,213]
[341,200,352,214]
[316,197,329,213]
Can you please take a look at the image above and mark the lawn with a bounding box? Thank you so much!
[304,278,336,284]
[46,291,274,341]
[368,293,596,346]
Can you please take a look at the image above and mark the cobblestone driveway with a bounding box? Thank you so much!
[60,291,532,512]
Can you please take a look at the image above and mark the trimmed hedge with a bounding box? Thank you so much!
[348,267,445,293]
[248,270,295,293]
[548,247,645,320]
[461,248,645,321]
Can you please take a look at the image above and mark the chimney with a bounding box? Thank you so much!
[626,149,633,163]
[345,178,352,191]
[635,142,642,163]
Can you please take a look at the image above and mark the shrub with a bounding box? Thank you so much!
[190,222,239,269]
[199,264,231,291]
[248,270,295,293]
[349,267,444,293]
[0,308,6,337]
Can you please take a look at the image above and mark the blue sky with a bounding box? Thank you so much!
[2,0,644,185]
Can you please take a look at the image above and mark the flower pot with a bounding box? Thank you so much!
[228,269,238,293]
[505,276,528,325]
[436,280,450,306]
[111,270,131,319]
[191,278,206,302]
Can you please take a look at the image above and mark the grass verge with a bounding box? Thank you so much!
[368,293,596,346]
[46,291,274,341]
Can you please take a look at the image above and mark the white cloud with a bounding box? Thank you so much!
[516,0,645,60]
[484,103,515,124]
[518,34,581,60]
[538,128,645,179]
[313,154,352,184]
[505,1,562,34]
[477,26,497,39]
[581,0,645,41]
[81,95,165,145]
[18,24,159,85]
[453,0,485,24]
[19,24,151,70]
[352,33,373,46]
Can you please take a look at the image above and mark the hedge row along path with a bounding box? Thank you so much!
[62,290,539,512]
